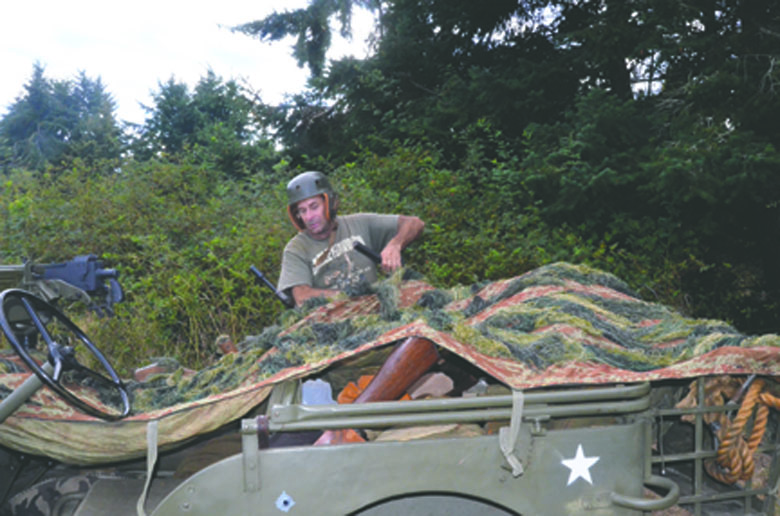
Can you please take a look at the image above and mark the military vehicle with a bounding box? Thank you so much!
[1,260,779,515]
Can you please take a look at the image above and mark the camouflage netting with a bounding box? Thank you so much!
[1,262,778,464]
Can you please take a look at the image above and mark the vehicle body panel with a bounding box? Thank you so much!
[151,421,648,515]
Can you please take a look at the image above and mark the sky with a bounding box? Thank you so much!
[0,1,372,126]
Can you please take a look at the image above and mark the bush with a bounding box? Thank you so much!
[0,160,294,373]
[1,125,775,374]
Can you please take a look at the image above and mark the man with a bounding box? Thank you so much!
[278,171,424,306]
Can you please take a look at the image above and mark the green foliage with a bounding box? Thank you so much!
[231,0,373,77]
[1,115,777,375]
[330,137,673,300]
[130,71,279,179]
[2,0,779,376]
[0,160,294,373]
[0,64,122,172]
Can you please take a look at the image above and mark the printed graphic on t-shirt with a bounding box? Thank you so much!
[311,235,373,290]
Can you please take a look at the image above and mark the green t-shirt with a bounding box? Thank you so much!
[278,213,399,294]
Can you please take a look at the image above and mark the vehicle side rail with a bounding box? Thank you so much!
[267,382,651,432]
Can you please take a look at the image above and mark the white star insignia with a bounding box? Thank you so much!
[561,444,600,486]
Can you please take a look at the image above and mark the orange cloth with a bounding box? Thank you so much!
[337,375,411,404]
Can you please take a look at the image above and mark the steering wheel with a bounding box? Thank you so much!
[0,289,130,421]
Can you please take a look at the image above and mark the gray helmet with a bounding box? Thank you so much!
[286,171,338,231]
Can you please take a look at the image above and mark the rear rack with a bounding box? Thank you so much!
[651,377,780,515]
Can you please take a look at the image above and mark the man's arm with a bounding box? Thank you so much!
[290,284,340,306]
[279,245,329,307]
[380,215,425,272]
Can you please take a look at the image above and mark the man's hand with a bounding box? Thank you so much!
[380,215,424,273]
[380,242,403,273]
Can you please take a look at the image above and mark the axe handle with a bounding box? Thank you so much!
[314,336,439,445]
[354,336,439,402]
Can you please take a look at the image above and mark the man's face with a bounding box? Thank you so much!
[295,195,332,240]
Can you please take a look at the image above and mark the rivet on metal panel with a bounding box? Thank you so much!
[276,491,296,512]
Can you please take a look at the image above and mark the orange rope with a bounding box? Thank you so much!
[760,390,780,410]
[705,379,778,484]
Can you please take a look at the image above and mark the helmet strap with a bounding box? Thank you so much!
[322,193,331,222]
[287,205,306,231]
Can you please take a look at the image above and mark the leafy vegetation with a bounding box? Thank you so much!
[1,0,778,374]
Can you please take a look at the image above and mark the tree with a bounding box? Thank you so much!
[0,63,122,172]
[234,1,585,162]
[234,0,780,333]
[233,0,379,78]
[236,0,780,166]
[132,78,197,157]
[130,71,279,178]
[63,72,123,165]
[0,63,66,171]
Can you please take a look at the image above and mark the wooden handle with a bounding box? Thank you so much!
[314,337,439,446]
[355,337,439,403]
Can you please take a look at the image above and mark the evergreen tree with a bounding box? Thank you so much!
[130,71,278,178]
[0,63,66,171]
[64,72,123,166]
[235,0,780,165]
[133,78,196,157]
[0,63,122,172]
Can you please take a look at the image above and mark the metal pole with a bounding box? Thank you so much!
[0,362,50,424]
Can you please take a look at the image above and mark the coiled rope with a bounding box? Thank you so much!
[705,378,780,484]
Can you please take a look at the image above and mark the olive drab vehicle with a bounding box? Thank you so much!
[1,257,779,516]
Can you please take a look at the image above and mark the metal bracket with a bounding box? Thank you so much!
[136,420,158,516]
[499,389,525,477]
[241,418,261,492]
